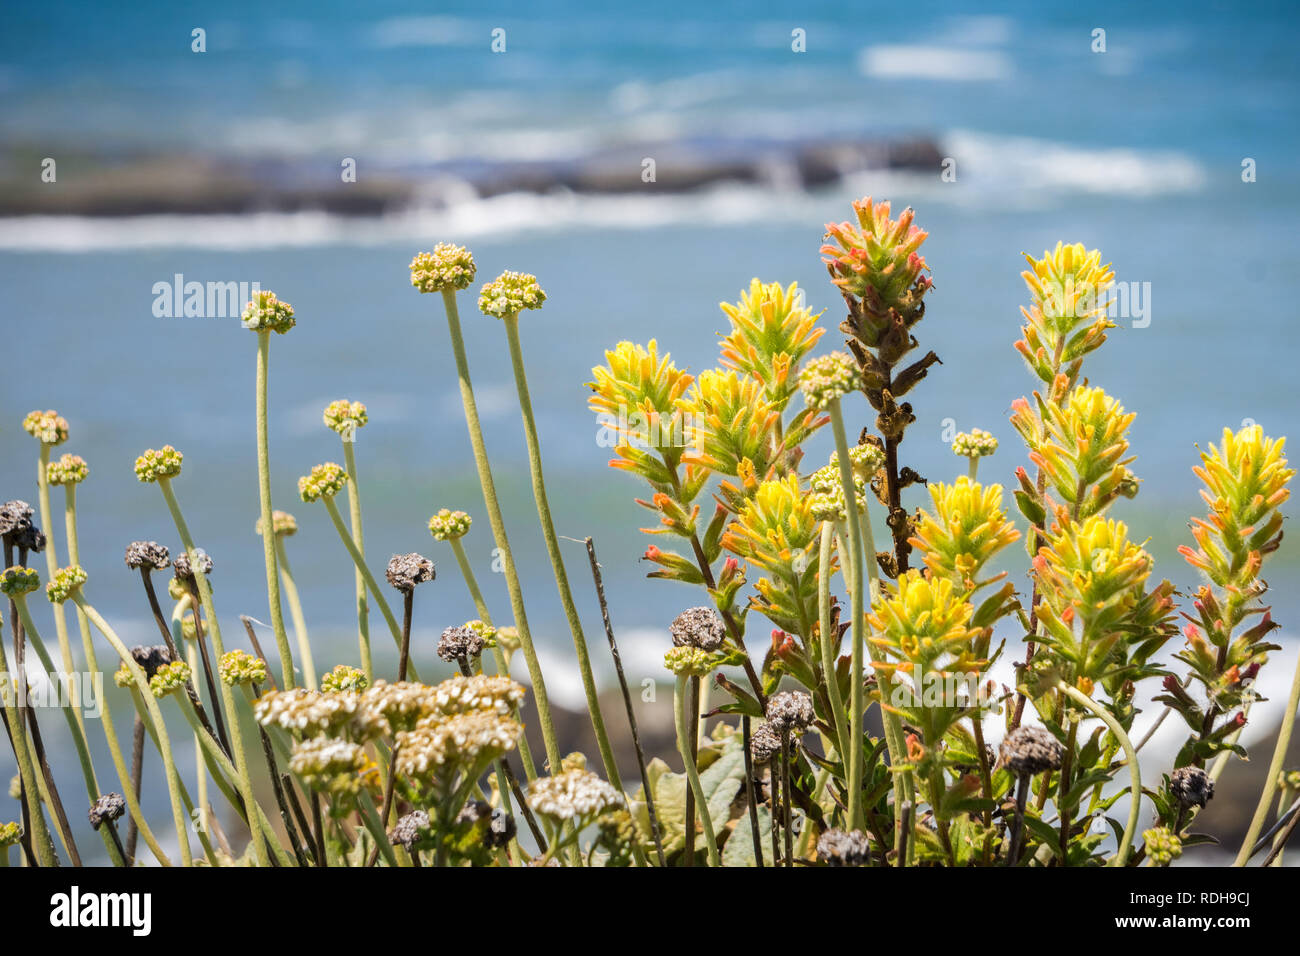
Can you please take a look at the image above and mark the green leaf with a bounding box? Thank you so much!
[721,806,772,867]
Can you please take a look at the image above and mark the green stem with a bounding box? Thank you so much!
[436,287,561,775]
[501,312,621,791]
[36,445,77,713]
[341,440,372,681]
[1058,682,1139,867]
[274,536,317,690]
[817,521,851,763]
[674,673,719,865]
[75,595,193,865]
[156,477,271,865]
[968,457,979,482]
[0,619,57,865]
[255,330,295,688]
[1233,641,1300,865]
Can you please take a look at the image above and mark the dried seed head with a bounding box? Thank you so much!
[45,564,87,604]
[241,289,296,334]
[952,428,998,459]
[13,525,45,554]
[0,500,34,537]
[46,453,88,485]
[765,690,815,736]
[669,606,727,652]
[22,409,68,446]
[488,808,516,848]
[172,548,213,582]
[478,270,546,318]
[298,462,348,502]
[428,508,472,541]
[134,446,183,483]
[410,244,477,293]
[0,566,40,597]
[1169,766,1215,809]
[321,664,369,694]
[998,725,1064,775]
[798,352,861,410]
[816,827,871,866]
[749,721,784,764]
[218,650,268,687]
[87,793,125,830]
[129,645,175,681]
[457,799,491,827]
[124,541,170,571]
[386,553,435,592]
[437,624,486,663]
[323,399,368,436]
[255,510,297,537]
[388,810,432,850]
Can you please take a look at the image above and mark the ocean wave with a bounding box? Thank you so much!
[859,45,1014,82]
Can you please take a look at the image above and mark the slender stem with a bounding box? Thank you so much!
[817,521,851,762]
[1234,640,1300,865]
[341,440,372,681]
[398,590,413,682]
[684,674,697,866]
[156,477,271,865]
[436,288,560,774]
[184,579,232,758]
[968,457,979,482]
[501,312,621,790]
[254,330,295,688]
[273,537,316,690]
[36,446,80,738]
[1058,682,1140,867]
[674,673,719,865]
[126,715,144,864]
[742,716,764,867]
[0,613,57,865]
[781,728,794,866]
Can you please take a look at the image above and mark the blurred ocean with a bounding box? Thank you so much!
[1,0,1298,859]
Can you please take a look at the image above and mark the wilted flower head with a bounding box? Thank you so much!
[670,606,726,652]
[255,510,298,537]
[148,660,192,698]
[952,429,998,459]
[0,500,34,537]
[999,725,1063,775]
[388,810,432,850]
[241,289,296,334]
[816,827,870,866]
[218,650,268,687]
[0,566,40,597]
[134,446,183,483]
[22,409,68,446]
[765,690,815,736]
[172,548,213,582]
[124,541,170,571]
[87,793,125,830]
[123,645,174,682]
[385,553,435,592]
[428,509,472,541]
[45,565,87,604]
[298,463,348,502]
[410,244,476,293]
[323,399,368,436]
[321,664,369,694]
[798,352,861,410]
[749,721,784,764]
[47,453,88,485]
[437,624,486,664]
[1169,766,1215,809]
[526,768,624,824]
[478,270,546,318]
[289,737,367,796]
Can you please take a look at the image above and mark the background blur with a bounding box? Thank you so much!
[1,0,1297,861]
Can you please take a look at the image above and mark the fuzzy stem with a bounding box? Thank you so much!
[817,521,851,763]
[254,330,295,689]
[674,673,719,865]
[1233,641,1300,866]
[341,440,372,681]
[36,445,79,735]
[273,536,316,690]
[0,618,57,865]
[501,312,621,791]
[1058,681,1140,867]
[437,288,561,775]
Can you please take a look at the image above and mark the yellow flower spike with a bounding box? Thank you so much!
[1016,242,1116,388]
[719,279,825,409]
[910,477,1020,591]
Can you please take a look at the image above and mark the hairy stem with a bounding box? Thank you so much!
[254,330,295,688]
[341,439,372,681]
[674,673,719,865]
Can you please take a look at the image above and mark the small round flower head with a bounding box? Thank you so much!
[816,827,870,866]
[495,626,520,655]
[255,510,298,537]
[663,645,716,677]
[255,687,360,738]
[0,500,34,537]
[388,810,432,850]
[765,690,815,736]
[87,792,125,830]
[669,606,727,652]
[437,624,486,663]
[828,442,886,479]
[7,775,19,800]
[321,664,369,694]
[0,566,40,597]
[124,541,170,572]
[428,509,472,541]
[462,619,497,647]
[526,768,624,825]
[1143,826,1182,866]
[952,428,999,459]
[218,650,268,687]
[0,821,21,847]
[323,399,368,436]
[289,737,367,797]
[750,722,784,764]
[45,565,87,604]
[1281,769,1300,792]
[22,410,68,446]
[396,710,522,782]
[798,352,861,410]
[172,548,213,582]
[298,463,348,502]
[148,660,192,698]
[1169,766,1215,809]
[240,289,296,334]
[998,725,1064,775]
[386,553,435,592]
[478,270,546,318]
[46,453,88,486]
[134,446,183,483]
[410,244,476,293]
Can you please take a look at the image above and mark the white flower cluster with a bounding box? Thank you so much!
[288,737,367,794]
[952,428,998,458]
[395,711,521,781]
[526,769,625,824]
[254,687,360,738]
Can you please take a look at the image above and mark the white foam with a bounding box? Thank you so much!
[859,45,1013,82]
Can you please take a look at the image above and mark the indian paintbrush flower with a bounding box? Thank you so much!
[719,279,825,409]
[1016,243,1115,391]
[909,477,1020,592]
